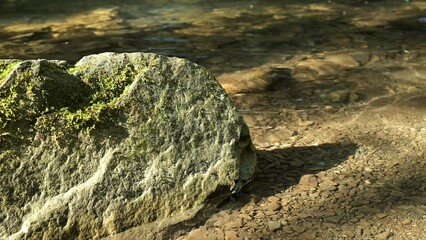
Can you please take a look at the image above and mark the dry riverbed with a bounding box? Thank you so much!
[177,50,426,240]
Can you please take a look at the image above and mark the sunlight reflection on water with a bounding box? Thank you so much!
[0,0,425,79]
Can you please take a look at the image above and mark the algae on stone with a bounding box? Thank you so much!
[0,52,256,239]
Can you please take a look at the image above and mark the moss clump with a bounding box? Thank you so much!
[0,67,33,141]
[0,61,20,85]
[0,57,144,146]
[0,60,23,131]
[70,62,139,103]
[0,60,91,145]
[35,62,141,142]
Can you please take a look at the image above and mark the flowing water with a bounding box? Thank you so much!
[1,1,425,71]
[2,0,426,101]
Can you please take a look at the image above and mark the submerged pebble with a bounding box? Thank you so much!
[417,17,426,24]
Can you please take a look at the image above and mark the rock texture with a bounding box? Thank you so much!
[0,52,256,239]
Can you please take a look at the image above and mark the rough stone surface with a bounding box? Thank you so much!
[267,221,282,231]
[0,52,256,239]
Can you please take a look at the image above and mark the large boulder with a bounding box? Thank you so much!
[0,53,256,239]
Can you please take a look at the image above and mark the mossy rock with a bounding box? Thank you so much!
[0,52,256,239]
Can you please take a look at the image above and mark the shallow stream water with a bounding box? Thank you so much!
[2,1,426,109]
[1,0,425,72]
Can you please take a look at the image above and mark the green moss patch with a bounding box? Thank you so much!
[36,61,141,140]
[0,60,20,85]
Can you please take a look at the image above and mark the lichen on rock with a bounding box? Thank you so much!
[0,52,256,239]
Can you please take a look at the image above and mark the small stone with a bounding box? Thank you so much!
[351,51,370,65]
[319,180,338,191]
[357,206,382,214]
[355,226,363,236]
[237,229,250,238]
[359,219,372,227]
[368,55,381,64]
[267,196,281,202]
[283,227,294,234]
[242,205,254,213]
[349,92,359,102]
[324,105,336,111]
[323,222,336,228]
[212,219,225,227]
[342,225,355,237]
[299,120,315,127]
[267,201,282,211]
[300,232,316,240]
[268,221,282,231]
[330,90,350,103]
[401,219,412,225]
[224,230,239,240]
[309,191,320,198]
[292,226,307,233]
[187,229,208,240]
[376,231,392,240]
[324,54,360,68]
[289,159,305,167]
[226,219,243,229]
[325,215,343,224]
[376,213,388,219]
[407,196,426,205]
[412,207,426,215]
[299,174,318,189]
[301,221,313,228]
[356,200,370,206]
[318,175,333,182]
[217,66,284,95]
[254,211,265,219]
[265,210,278,216]
[286,216,300,223]
[297,212,313,219]
[239,213,252,221]
[323,210,337,217]
[263,129,291,143]
[334,191,343,199]
[363,228,372,237]
[281,198,291,206]
[245,221,258,228]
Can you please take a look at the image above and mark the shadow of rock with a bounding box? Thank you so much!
[149,142,358,239]
[249,124,425,239]
[248,143,358,196]
[220,143,358,208]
